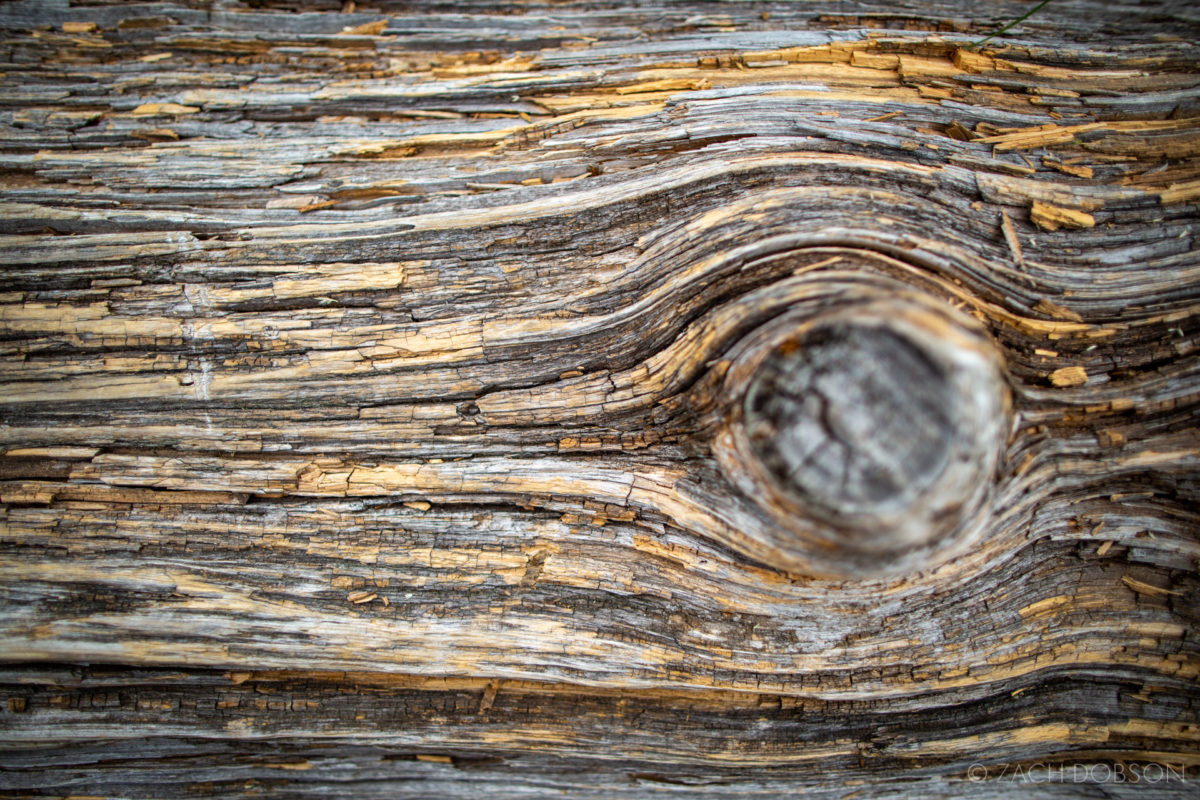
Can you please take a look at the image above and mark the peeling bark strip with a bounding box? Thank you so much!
[0,0,1198,797]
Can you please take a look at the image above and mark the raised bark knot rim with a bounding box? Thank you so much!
[716,290,1010,579]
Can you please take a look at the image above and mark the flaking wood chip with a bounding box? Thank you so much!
[1049,366,1089,387]
[1030,201,1095,231]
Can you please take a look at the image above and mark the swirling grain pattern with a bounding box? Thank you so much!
[0,1,1197,797]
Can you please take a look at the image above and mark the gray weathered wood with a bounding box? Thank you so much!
[0,0,1198,797]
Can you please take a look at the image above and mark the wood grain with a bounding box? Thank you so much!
[0,0,1197,796]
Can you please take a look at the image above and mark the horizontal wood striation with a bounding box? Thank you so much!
[1,0,1198,796]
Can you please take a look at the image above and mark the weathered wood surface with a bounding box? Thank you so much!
[0,0,1198,796]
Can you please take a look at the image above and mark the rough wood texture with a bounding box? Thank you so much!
[1,0,1198,797]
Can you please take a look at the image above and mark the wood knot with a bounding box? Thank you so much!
[716,291,1010,578]
[746,324,958,519]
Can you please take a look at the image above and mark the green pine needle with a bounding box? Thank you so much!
[970,0,1055,49]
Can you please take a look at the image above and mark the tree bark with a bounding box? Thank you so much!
[1,1,1198,797]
